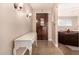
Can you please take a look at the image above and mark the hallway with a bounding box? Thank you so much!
[0,3,78,55]
[29,40,63,55]
[24,40,79,55]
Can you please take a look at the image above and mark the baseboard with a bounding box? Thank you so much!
[0,52,12,55]
[66,45,79,51]
[52,41,58,48]
[48,39,56,47]
[48,38,58,48]
[48,38,52,41]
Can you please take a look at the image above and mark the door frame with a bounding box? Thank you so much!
[32,9,58,47]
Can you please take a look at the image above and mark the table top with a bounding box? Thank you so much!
[15,32,37,41]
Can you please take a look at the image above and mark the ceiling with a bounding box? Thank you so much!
[29,3,79,16]
[30,3,54,9]
[58,3,79,16]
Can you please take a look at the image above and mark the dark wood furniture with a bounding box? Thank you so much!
[58,31,79,47]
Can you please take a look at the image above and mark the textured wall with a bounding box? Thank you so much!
[77,17,79,31]
[0,3,32,55]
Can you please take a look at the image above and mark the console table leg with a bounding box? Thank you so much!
[36,40,37,47]
[29,47,32,55]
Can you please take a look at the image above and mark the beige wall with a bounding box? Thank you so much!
[77,17,79,31]
[0,3,32,54]
[58,16,79,31]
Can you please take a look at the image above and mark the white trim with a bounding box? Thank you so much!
[48,38,52,41]
[66,45,79,51]
[33,9,52,41]
[55,43,58,48]
[52,40,58,48]
[0,52,12,55]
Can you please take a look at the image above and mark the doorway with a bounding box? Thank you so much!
[36,13,48,40]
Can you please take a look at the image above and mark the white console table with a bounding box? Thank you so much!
[13,32,37,55]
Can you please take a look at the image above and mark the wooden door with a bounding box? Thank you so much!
[36,13,48,40]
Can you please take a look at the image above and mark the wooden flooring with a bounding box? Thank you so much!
[59,43,79,55]
[17,40,79,55]
[28,40,63,55]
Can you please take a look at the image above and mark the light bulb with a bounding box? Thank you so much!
[28,13,32,16]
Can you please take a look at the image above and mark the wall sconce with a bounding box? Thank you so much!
[14,3,24,11]
[17,11,25,16]
[14,3,32,18]
[28,13,32,16]
[14,3,18,9]
[14,3,25,16]
[26,13,32,18]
